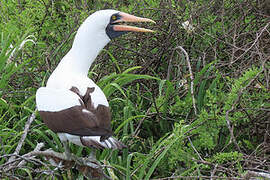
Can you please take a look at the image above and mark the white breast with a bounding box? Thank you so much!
[46,72,109,108]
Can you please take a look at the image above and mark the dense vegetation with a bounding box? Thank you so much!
[0,0,269,179]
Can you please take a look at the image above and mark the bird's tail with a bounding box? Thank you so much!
[80,136,126,150]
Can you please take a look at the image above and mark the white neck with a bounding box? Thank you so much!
[52,17,111,77]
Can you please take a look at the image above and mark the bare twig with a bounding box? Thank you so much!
[31,149,111,180]
[230,22,270,65]
[111,42,155,59]
[152,175,244,180]
[17,142,45,168]
[166,48,177,80]
[6,108,37,169]
[210,164,218,180]
[15,109,37,155]
[243,170,270,179]
[188,137,203,161]
[174,46,197,115]
[1,145,111,180]
[225,60,266,152]
[195,159,239,177]
[134,107,151,136]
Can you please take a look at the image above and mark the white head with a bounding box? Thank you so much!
[72,9,155,50]
[56,9,155,76]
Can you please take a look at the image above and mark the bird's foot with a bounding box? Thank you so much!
[88,149,97,161]
[82,149,100,168]
[82,157,100,169]
[61,141,100,168]
[62,141,73,160]
[63,150,72,161]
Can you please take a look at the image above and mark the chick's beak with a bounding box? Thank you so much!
[113,12,155,33]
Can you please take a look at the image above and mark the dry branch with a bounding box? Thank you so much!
[174,46,197,115]
[1,143,111,180]
[152,175,244,180]
[5,109,37,171]
[1,108,111,179]
[243,170,270,179]
[230,22,270,65]
[225,60,267,152]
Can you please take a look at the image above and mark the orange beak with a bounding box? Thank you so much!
[112,12,155,33]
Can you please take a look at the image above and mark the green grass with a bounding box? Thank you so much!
[0,0,269,179]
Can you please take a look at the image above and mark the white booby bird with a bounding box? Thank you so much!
[36,10,154,152]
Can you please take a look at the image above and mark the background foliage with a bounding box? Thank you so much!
[0,0,269,179]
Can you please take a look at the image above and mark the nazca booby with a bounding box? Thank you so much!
[36,10,155,151]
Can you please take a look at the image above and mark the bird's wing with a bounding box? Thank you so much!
[36,86,112,138]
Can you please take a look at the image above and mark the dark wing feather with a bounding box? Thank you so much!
[38,86,113,138]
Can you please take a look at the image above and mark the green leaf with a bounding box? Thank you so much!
[102,49,121,73]
[115,115,145,134]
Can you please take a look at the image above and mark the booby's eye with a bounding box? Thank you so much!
[111,15,117,21]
